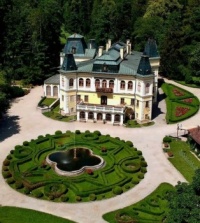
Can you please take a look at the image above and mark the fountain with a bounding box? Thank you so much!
[46,147,105,176]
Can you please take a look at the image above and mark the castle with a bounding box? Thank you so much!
[44,34,160,125]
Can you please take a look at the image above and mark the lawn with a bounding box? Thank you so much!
[164,139,200,182]
[0,206,75,223]
[40,97,56,106]
[161,83,199,123]
[2,130,146,203]
[103,183,174,223]
[125,120,155,128]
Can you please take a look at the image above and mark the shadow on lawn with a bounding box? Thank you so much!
[0,114,20,142]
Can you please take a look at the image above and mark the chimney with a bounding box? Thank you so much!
[126,39,130,54]
[120,48,124,59]
[106,43,109,51]
[108,39,111,49]
[98,46,103,57]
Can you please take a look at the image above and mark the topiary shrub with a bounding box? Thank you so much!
[33,191,43,198]
[163,136,172,143]
[2,166,8,171]
[3,159,10,166]
[75,130,81,134]
[138,173,144,179]
[6,155,12,160]
[76,196,82,202]
[3,171,12,178]
[141,167,147,173]
[131,178,139,184]
[126,141,133,147]
[37,135,44,139]
[61,195,69,202]
[23,141,29,146]
[10,150,14,154]
[113,186,123,195]
[55,130,62,135]
[24,187,31,194]
[140,161,147,167]
[94,130,101,136]
[15,181,24,189]
[85,130,90,134]
[6,177,15,184]
[89,194,96,201]
[137,150,142,155]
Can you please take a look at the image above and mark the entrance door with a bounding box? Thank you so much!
[101,96,107,105]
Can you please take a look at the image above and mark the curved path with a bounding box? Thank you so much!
[0,79,199,223]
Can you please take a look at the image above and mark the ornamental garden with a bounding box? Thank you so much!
[2,130,147,203]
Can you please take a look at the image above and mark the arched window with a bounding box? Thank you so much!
[80,111,85,119]
[69,78,73,87]
[95,79,100,87]
[128,81,133,90]
[46,85,51,96]
[109,80,114,88]
[114,114,120,122]
[106,114,111,121]
[102,80,107,88]
[86,78,91,87]
[120,80,125,89]
[137,82,141,92]
[79,78,84,87]
[145,83,150,94]
[88,112,94,119]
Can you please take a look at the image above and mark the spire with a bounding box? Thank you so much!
[137,53,152,76]
[61,53,77,71]
[144,38,159,57]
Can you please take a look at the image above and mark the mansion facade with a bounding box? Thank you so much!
[44,34,160,125]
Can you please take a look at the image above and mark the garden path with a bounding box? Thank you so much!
[0,80,199,223]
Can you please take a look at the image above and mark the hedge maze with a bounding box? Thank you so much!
[2,130,147,203]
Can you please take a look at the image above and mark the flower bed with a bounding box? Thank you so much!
[173,88,184,97]
[182,98,193,103]
[175,106,190,117]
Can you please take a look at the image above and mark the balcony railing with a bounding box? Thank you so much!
[77,104,124,114]
[96,87,113,93]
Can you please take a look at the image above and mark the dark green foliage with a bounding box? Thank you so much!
[76,196,82,202]
[94,130,101,136]
[163,136,172,143]
[24,187,31,194]
[23,141,29,146]
[55,130,62,135]
[3,171,12,178]
[3,159,10,166]
[75,130,81,134]
[15,181,23,189]
[113,186,123,195]
[89,194,96,201]
[60,195,69,202]
[33,191,43,198]
[126,141,133,147]
[7,177,15,184]
[140,161,148,167]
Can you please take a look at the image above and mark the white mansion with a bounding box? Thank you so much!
[44,34,160,125]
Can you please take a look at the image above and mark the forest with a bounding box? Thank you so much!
[0,0,200,115]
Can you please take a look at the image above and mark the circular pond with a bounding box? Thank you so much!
[46,148,105,176]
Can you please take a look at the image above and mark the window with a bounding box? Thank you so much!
[120,98,125,104]
[86,78,91,87]
[102,80,107,88]
[120,80,125,89]
[102,63,108,72]
[145,83,150,94]
[131,98,134,105]
[61,95,64,101]
[137,82,141,92]
[128,81,133,90]
[145,101,149,108]
[69,78,73,87]
[84,95,88,102]
[77,95,81,101]
[79,78,84,87]
[109,80,114,88]
[136,100,139,107]
[95,79,100,87]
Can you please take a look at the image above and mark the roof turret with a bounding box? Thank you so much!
[61,53,77,71]
[137,53,152,76]
[144,38,159,58]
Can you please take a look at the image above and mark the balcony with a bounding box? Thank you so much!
[77,104,124,114]
[96,87,113,93]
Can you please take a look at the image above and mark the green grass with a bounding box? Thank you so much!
[161,83,199,124]
[165,139,200,182]
[3,131,146,203]
[0,206,76,223]
[103,183,174,223]
[125,120,154,128]
[41,98,56,106]
[43,111,77,122]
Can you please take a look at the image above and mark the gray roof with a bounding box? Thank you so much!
[44,74,60,84]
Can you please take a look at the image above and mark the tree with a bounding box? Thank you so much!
[166,169,200,223]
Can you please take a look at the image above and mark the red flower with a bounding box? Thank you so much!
[86,169,93,175]
[183,98,193,103]
[175,106,190,117]
[173,88,184,97]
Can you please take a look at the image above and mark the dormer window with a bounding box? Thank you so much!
[102,63,108,72]
[71,47,76,54]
